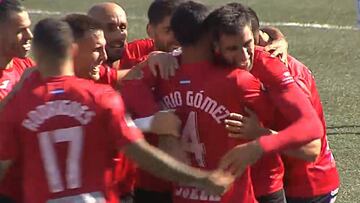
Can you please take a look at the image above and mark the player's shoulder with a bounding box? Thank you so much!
[127,38,155,51]
[230,68,261,89]
[12,57,35,71]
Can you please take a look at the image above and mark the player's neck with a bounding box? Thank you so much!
[0,55,14,70]
[181,39,212,64]
[37,59,75,78]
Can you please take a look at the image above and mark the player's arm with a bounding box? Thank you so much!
[124,139,233,194]
[224,111,321,161]
[283,139,321,161]
[259,27,288,64]
[117,51,179,82]
[220,61,323,176]
[103,92,233,194]
[256,59,323,153]
[133,110,181,137]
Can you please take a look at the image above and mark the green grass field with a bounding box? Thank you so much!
[23,0,360,202]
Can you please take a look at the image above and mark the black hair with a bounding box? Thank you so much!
[226,3,260,36]
[63,14,103,40]
[148,0,186,25]
[170,1,209,46]
[33,18,74,61]
[204,4,252,41]
[0,0,25,23]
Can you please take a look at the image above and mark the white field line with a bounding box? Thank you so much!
[28,9,358,31]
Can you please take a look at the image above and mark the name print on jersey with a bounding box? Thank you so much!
[22,100,95,131]
[161,90,230,124]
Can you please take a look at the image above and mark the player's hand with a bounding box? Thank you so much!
[147,51,179,80]
[219,140,263,177]
[151,110,181,137]
[201,170,235,195]
[225,108,264,139]
[122,60,146,80]
[264,38,288,65]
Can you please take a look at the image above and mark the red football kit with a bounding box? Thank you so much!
[98,38,170,196]
[124,56,279,203]
[0,57,35,202]
[121,38,175,193]
[0,74,143,203]
[281,55,340,198]
[249,47,324,198]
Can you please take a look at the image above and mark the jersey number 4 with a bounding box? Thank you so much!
[181,111,206,167]
[38,126,83,193]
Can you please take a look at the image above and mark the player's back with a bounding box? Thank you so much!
[6,75,122,203]
[154,59,270,203]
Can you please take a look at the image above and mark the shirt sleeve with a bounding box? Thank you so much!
[0,102,19,160]
[255,54,323,153]
[99,89,144,148]
[121,65,160,118]
[235,69,274,127]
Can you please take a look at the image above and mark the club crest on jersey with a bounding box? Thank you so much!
[0,80,10,89]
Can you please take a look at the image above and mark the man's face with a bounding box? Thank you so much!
[0,11,32,59]
[74,30,107,80]
[97,10,127,62]
[148,16,179,52]
[215,25,255,71]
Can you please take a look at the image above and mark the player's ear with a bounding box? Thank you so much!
[146,23,155,39]
[70,43,79,57]
[213,42,220,55]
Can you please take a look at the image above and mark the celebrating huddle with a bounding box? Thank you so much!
[0,0,340,203]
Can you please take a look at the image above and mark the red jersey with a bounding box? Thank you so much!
[133,58,276,203]
[0,57,34,202]
[0,57,34,100]
[120,38,175,193]
[118,38,155,70]
[281,55,339,197]
[99,38,170,195]
[249,47,323,197]
[0,74,143,203]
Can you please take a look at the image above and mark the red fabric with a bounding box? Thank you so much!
[118,39,155,70]
[0,75,142,203]
[0,57,34,100]
[119,38,176,193]
[98,64,118,88]
[252,47,323,153]
[0,57,35,203]
[250,47,324,197]
[281,55,340,197]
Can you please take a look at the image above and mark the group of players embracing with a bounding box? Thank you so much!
[0,0,340,203]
